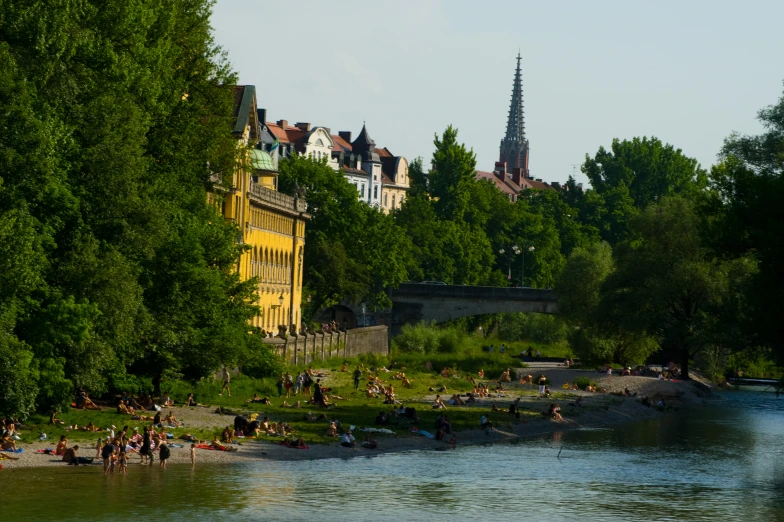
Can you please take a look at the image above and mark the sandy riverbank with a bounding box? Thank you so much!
[0,368,715,469]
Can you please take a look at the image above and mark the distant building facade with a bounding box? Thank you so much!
[257,111,409,213]
[208,86,309,335]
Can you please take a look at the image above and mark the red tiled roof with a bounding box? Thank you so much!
[331,134,352,153]
[380,172,394,184]
[266,123,290,143]
[376,147,393,158]
[476,170,516,196]
[343,167,368,176]
[525,179,550,190]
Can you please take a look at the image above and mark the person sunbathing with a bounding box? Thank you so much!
[2,435,17,451]
[260,418,277,436]
[478,369,485,379]
[80,422,100,432]
[55,435,69,455]
[247,393,263,403]
[499,370,511,383]
[402,375,412,388]
[220,427,235,443]
[441,367,450,378]
[491,404,507,413]
[62,445,79,464]
[281,400,301,409]
[433,395,447,409]
[163,411,181,426]
[340,363,348,372]
[325,422,338,437]
[76,393,101,410]
[49,410,64,425]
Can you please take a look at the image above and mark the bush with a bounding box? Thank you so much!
[573,376,596,390]
[394,322,441,354]
[241,345,284,380]
[498,313,568,344]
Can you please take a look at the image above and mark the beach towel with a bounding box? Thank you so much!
[194,443,237,452]
[275,441,310,449]
[2,448,23,453]
[410,428,434,439]
[35,449,55,454]
[360,428,395,435]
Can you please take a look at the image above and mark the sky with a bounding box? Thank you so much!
[211,0,784,187]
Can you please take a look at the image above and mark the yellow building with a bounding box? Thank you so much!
[209,85,309,335]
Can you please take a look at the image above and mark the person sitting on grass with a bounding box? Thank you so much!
[80,422,101,432]
[325,422,338,437]
[491,404,507,413]
[186,393,206,407]
[77,392,101,410]
[433,394,447,409]
[547,403,563,421]
[478,369,485,379]
[2,434,18,451]
[220,426,235,444]
[401,374,413,388]
[50,410,64,425]
[340,362,348,372]
[441,367,450,378]
[260,417,277,436]
[466,393,477,405]
[340,430,356,448]
[499,369,512,383]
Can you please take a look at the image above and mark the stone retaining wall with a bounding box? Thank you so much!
[262,325,388,365]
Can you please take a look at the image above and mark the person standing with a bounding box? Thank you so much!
[159,441,170,470]
[276,373,285,397]
[313,378,324,407]
[220,367,231,397]
[284,372,293,398]
[295,372,304,396]
[190,443,196,467]
[101,439,116,474]
[353,367,362,390]
[140,426,153,465]
[538,375,547,396]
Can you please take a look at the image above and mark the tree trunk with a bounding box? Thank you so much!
[680,347,690,380]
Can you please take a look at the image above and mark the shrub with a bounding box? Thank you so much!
[241,345,284,380]
[394,322,440,354]
[498,313,568,344]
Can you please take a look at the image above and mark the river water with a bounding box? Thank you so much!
[2,390,782,521]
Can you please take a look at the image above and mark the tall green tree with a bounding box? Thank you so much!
[278,154,415,315]
[710,84,784,364]
[428,125,478,221]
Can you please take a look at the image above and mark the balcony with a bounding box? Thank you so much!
[249,182,308,213]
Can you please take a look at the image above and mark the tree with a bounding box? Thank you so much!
[601,197,751,378]
[427,126,478,221]
[580,137,707,244]
[278,154,415,314]
[711,84,784,365]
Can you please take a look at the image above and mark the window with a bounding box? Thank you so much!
[360,184,365,198]
[373,185,378,199]
[384,194,388,207]
[392,195,396,209]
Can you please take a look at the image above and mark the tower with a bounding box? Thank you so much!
[499,52,530,178]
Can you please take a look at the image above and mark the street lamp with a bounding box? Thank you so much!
[499,247,512,283]
[514,245,535,287]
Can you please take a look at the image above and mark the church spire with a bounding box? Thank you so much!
[504,52,525,143]
[498,52,530,177]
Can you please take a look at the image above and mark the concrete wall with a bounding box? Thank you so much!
[262,325,388,365]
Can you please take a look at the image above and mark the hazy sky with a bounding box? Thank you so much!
[212,0,783,187]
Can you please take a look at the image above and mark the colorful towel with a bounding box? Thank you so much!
[410,428,434,439]
[194,443,236,452]
[2,448,23,453]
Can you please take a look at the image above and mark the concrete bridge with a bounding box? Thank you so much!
[390,283,557,334]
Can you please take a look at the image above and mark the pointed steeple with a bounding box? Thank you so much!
[351,123,376,154]
[505,52,525,143]
[498,52,530,178]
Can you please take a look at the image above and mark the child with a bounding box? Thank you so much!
[190,443,196,466]
[95,437,102,459]
[118,451,128,474]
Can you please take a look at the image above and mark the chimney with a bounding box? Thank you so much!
[295,122,311,131]
[535,178,543,182]
[511,168,522,186]
[495,161,507,175]
[257,108,267,127]
[277,119,288,128]
[339,131,352,142]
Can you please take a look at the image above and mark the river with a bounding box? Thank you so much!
[2,390,782,521]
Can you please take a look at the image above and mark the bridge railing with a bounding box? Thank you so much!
[391,283,556,302]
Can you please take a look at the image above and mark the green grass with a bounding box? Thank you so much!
[16,337,573,448]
